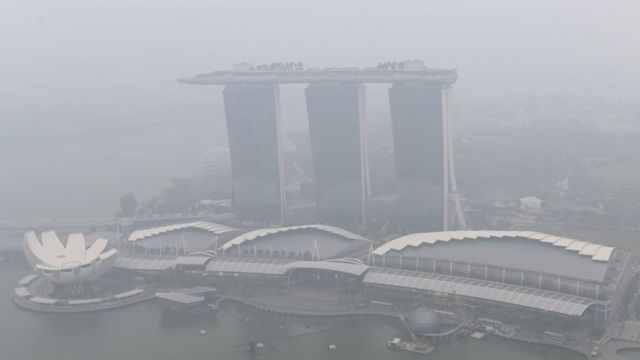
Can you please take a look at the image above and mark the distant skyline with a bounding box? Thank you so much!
[2,0,640,129]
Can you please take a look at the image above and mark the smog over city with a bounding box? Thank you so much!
[1,1,640,360]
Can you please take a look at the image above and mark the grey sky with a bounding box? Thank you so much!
[1,0,639,127]
[1,0,639,221]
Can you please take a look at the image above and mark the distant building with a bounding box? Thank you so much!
[198,147,231,198]
[519,196,544,212]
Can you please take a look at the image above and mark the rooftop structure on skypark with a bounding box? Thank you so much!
[179,61,457,85]
[23,231,117,284]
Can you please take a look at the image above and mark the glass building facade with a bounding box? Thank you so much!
[223,84,284,223]
[305,83,367,227]
[389,83,447,232]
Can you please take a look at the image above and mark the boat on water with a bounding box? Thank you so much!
[244,339,264,358]
[386,337,434,355]
[167,302,218,315]
[162,302,218,322]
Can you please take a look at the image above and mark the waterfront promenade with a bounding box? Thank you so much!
[219,293,398,319]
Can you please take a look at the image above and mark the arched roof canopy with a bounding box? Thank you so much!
[221,225,371,260]
[128,221,237,242]
[373,231,615,283]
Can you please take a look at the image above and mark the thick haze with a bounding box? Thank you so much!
[2,0,639,125]
[1,0,640,219]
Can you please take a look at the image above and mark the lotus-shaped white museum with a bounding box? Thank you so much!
[23,231,118,284]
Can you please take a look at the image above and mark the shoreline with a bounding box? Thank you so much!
[12,278,632,360]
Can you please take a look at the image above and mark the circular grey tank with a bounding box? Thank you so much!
[408,308,440,334]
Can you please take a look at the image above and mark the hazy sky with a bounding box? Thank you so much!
[1,0,640,220]
[1,0,640,127]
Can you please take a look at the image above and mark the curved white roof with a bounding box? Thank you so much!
[127,221,236,242]
[221,224,370,251]
[373,231,615,262]
[23,231,117,284]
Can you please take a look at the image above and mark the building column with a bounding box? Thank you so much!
[305,82,368,228]
[223,83,286,223]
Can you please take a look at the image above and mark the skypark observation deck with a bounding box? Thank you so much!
[179,67,457,86]
[180,62,464,230]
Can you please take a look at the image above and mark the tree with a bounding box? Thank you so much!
[119,193,137,217]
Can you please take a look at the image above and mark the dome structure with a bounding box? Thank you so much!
[408,308,440,334]
[23,231,118,284]
[199,147,231,179]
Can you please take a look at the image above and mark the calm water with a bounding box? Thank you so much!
[0,258,587,360]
